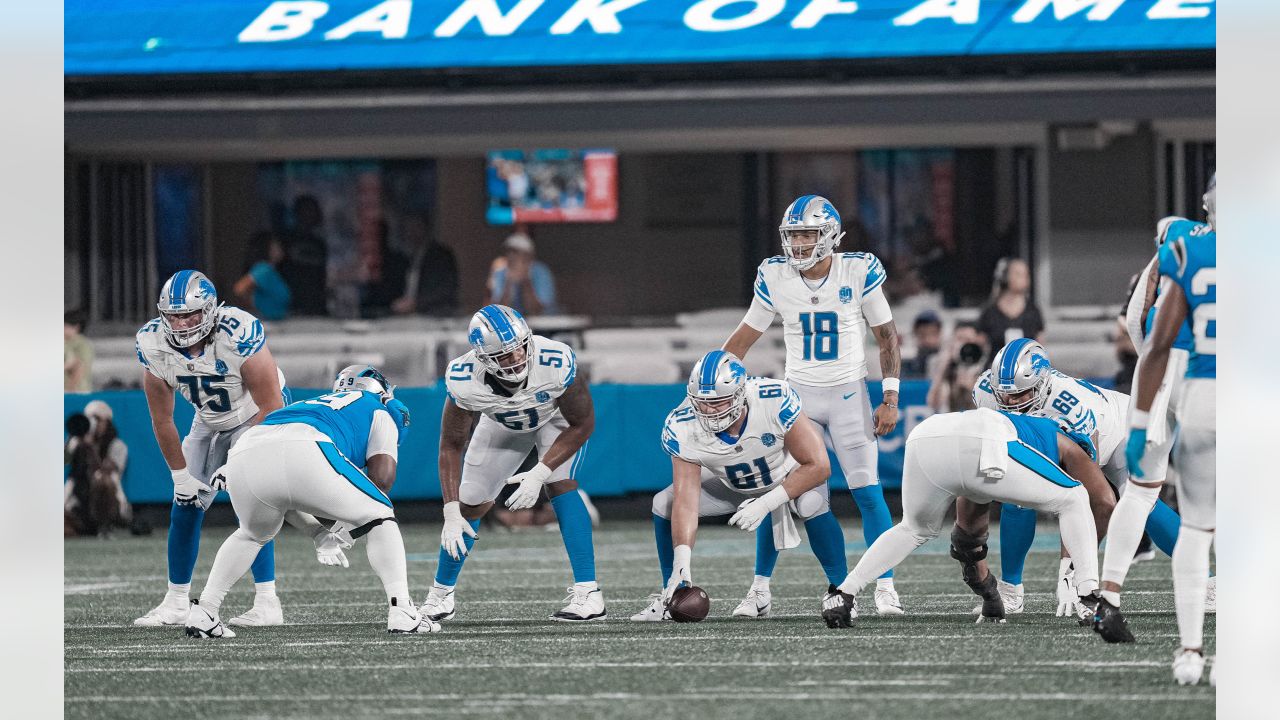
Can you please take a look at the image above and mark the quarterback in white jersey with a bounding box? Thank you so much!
[133,270,289,630]
[723,194,904,617]
[425,304,605,623]
[630,351,849,622]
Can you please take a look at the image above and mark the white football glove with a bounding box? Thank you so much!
[663,544,693,602]
[313,527,353,568]
[171,468,204,506]
[440,501,477,561]
[504,462,552,511]
[728,486,790,533]
[1055,564,1079,617]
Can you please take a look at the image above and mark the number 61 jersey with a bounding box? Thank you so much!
[445,335,577,433]
[135,306,268,432]
[661,377,803,494]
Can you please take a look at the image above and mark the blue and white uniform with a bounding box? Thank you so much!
[224,389,401,539]
[445,335,585,506]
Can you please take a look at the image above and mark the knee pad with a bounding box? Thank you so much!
[233,526,272,546]
[840,443,878,490]
[949,524,989,566]
[651,488,674,520]
[792,490,829,520]
[350,517,397,539]
[458,483,492,507]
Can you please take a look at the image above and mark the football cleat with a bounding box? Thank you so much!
[185,600,236,639]
[1090,596,1135,643]
[971,580,1023,616]
[228,593,283,627]
[629,593,671,622]
[388,601,442,634]
[732,586,772,618]
[1173,648,1206,686]
[551,585,607,622]
[420,585,456,622]
[1205,576,1216,613]
[822,585,858,629]
[874,583,905,616]
[133,592,190,627]
[1075,592,1100,626]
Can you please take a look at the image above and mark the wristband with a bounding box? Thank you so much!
[171,467,192,483]
[528,462,553,483]
[443,500,465,522]
[1129,409,1150,429]
[760,484,791,513]
[673,544,692,567]
[881,377,900,395]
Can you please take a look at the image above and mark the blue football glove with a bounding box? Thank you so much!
[386,398,411,445]
[1125,428,1148,478]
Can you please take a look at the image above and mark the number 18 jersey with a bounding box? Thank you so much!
[444,335,577,433]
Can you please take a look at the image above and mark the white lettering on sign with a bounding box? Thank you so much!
[1012,0,1123,23]
[791,0,860,30]
[325,0,412,40]
[1147,0,1213,20]
[434,0,544,38]
[239,1,330,42]
[684,0,786,33]
[550,0,648,35]
[892,0,980,26]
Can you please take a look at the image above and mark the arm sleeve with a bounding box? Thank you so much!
[742,292,777,332]
[1124,256,1158,349]
[861,286,893,327]
[366,410,399,463]
[861,254,887,297]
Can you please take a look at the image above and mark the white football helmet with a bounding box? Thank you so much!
[686,350,748,433]
[157,270,220,348]
[1203,173,1216,229]
[468,304,533,383]
[334,364,394,402]
[990,339,1053,414]
[779,195,845,272]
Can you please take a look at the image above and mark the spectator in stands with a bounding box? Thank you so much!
[975,257,1044,359]
[233,231,292,321]
[926,320,988,413]
[489,231,558,316]
[391,211,459,317]
[280,194,329,316]
[84,400,133,531]
[64,310,93,393]
[359,220,408,318]
[902,310,943,378]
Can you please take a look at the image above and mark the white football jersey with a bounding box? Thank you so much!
[135,306,269,432]
[973,369,1129,465]
[661,377,803,494]
[445,335,577,433]
[746,252,888,387]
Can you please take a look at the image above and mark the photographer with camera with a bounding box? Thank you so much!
[926,321,989,413]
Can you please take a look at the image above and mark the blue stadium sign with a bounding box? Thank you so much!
[65,0,1215,76]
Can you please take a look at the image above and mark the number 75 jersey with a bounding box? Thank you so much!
[444,335,577,433]
[661,377,803,494]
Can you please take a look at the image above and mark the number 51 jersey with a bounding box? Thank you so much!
[445,335,577,433]
[661,377,803,494]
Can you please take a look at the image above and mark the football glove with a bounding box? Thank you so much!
[440,501,477,561]
[729,485,790,533]
[1055,564,1079,618]
[172,468,204,506]
[504,462,552,511]
[1125,428,1148,479]
[313,527,353,568]
[664,545,693,602]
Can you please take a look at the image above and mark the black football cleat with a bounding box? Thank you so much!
[1091,595,1136,643]
[821,584,858,629]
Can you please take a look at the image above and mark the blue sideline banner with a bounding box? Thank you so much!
[66,0,1215,77]
[64,380,937,503]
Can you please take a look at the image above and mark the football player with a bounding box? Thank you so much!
[630,350,848,621]
[423,304,604,622]
[185,365,436,637]
[133,270,291,628]
[722,195,904,617]
[822,407,1114,628]
[970,339,1182,615]
[1099,176,1217,685]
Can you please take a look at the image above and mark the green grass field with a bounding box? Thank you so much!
[65,519,1214,719]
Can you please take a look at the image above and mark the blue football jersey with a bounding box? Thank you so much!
[1145,219,1202,353]
[999,411,1062,464]
[261,390,390,468]
[1158,221,1216,379]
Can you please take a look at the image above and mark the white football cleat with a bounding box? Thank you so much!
[629,593,670,622]
[1205,576,1216,613]
[228,593,283,627]
[133,592,189,627]
[420,584,456,622]
[732,586,772,618]
[185,601,235,639]
[388,601,441,634]
[874,582,905,616]
[1173,648,1206,686]
[971,580,1024,616]
[551,585,607,622]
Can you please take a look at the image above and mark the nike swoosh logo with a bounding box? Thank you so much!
[842,392,857,400]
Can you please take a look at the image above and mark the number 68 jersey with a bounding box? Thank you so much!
[444,335,577,433]
[661,377,803,494]
[135,305,268,432]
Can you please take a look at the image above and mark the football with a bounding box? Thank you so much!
[667,586,711,623]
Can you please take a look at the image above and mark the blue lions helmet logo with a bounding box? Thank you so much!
[761,433,777,447]
[196,279,216,300]
[215,359,228,375]
[468,328,484,347]
[1030,353,1052,372]
[839,286,853,304]
[728,360,746,382]
[536,391,550,403]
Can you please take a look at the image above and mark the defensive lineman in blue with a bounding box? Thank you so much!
[425,304,604,622]
[1097,175,1217,686]
[185,365,436,637]
[133,270,289,628]
[723,194,904,616]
